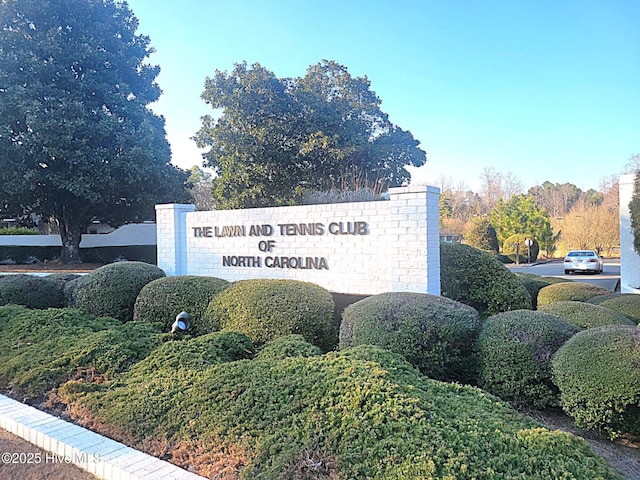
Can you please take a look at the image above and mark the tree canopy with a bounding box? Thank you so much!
[489,195,556,254]
[193,60,427,208]
[0,0,188,262]
[465,217,499,252]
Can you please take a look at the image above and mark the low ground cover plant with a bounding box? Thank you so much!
[475,309,580,408]
[552,325,640,439]
[588,294,640,325]
[0,306,163,399]
[0,263,628,479]
[68,261,165,322]
[440,242,532,315]
[133,275,231,334]
[0,274,65,309]
[203,279,336,350]
[537,281,610,307]
[255,334,323,362]
[539,301,635,329]
[340,292,480,382]
[57,342,619,479]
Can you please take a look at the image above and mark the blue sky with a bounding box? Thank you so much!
[126,0,639,192]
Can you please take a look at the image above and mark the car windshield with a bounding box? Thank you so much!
[567,251,595,257]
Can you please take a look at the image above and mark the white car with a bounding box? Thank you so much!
[563,250,604,274]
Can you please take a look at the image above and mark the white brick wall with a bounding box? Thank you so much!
[156,186,440,296]
[619,174,640,293]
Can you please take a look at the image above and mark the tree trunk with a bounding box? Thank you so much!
[57,214,84,264]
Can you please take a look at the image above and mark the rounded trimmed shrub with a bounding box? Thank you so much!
[588,293,640,325]
[537,281,610,307]
[440,242,532,315]
[0,274,65,309]
[203,279,336,350]
[502,233,540,262]
[339,292,480,382]
[539,301,635,329]
[70,261,165,322]
[133,276,231,334]
[476,310,580,408]
[552,325,640,438]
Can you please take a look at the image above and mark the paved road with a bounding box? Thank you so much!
[507,259,620,291]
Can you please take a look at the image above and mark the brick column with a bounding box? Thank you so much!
[619,174,640,293]
[155,204,195,276]
[387,185,441,295]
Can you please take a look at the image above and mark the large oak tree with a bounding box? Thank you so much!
[193,60,427,208]
[0,0,188,263]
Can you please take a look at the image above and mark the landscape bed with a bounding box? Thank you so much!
[0,257,638,479]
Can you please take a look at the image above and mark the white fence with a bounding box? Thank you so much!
[0,224,156,248]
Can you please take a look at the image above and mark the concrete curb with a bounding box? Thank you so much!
[0,394,206,480]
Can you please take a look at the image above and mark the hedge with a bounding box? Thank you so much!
[515,273,551,309]
[537,282,610,307]
[56,344,618,479]
[0,245,155,264]
[0,274,65,309]
[340,292,480,382]
[133,276,231,334]
[203,279,336,350]
[588,294,640,325]
[69,261,165,322]
[539,301,635,329]
[552,325,640,439]
[440,242,532,315]
[0,227,40,235]
[475,310,580,408]
[0,306,163,399]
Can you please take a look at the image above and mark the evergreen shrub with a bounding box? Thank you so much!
[0,274,65,309]
[255,334,322,362]
[339,292,480,382]
[502,233,540,262]
[465,217,499,252]
[47,273,82,283]
[588,294,640,325]
[539,301,635,329]
[70,261,165,322]
[476,310,580,408]
[130,331,255,375]
[537,282,610,307]
[57,344,619,479]
[133,276,231,334]
[203,279,336,350]
[0,227,40,235]
[0,307,162,398]
[552,325,640,438]
[440,242,532,315]
[514,273,550,309]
